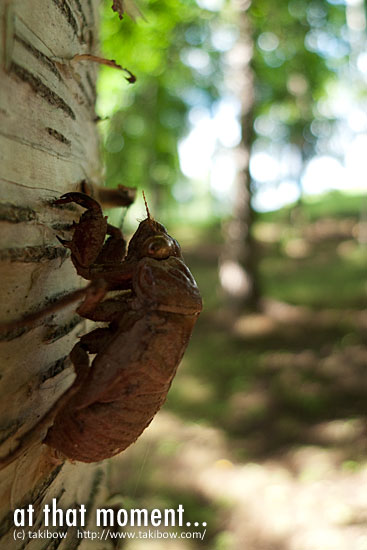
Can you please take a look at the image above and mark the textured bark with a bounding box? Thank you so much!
[219,0,260,312]
[0,1,112,548]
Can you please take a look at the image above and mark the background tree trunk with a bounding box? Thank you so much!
[219,0,260,313]
[0,1,113,547]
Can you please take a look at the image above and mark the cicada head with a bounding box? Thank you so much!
[125,193,182,262]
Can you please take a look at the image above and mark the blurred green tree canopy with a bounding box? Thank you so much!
[98,0,222,219]
[249,0,348,195]
[97,0,348,220]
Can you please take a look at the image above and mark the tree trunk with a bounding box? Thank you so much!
[0,1,113,547]
[219,0,260,312]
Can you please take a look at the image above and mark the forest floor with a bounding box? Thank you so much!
[109,192,367,550]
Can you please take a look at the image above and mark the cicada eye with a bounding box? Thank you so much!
[145,236,172,259]
[148,240,170,258]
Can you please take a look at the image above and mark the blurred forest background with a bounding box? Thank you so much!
[98,0,367,549]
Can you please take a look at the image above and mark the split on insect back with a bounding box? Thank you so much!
[0,188,202,469]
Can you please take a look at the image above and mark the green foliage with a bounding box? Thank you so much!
[261,244,367,308]
[98,1,348,220]
[98,1,222,215]
[250,0,347,157]
[260,191,366,222]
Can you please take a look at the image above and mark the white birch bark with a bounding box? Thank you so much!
[0,1,113,547]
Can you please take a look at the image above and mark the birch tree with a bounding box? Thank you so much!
[0,1,114,547]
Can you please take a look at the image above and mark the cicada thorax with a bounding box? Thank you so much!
[133,256,202,315]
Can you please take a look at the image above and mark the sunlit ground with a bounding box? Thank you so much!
[105,191,367,550]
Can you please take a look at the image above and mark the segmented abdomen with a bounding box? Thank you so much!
[45,312,197,462]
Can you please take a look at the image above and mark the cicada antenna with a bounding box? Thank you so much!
[142,190,150,218]
[142,190,155,227]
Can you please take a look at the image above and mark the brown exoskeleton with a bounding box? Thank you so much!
[0,192,202,466]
